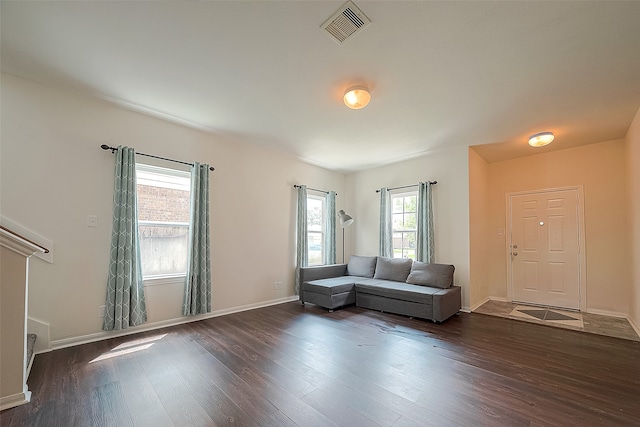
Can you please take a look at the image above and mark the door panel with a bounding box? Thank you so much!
[523,261,539,291]
[510,189,580,310]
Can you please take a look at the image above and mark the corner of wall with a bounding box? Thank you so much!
[625,107,640,328]
[468,147,491,308]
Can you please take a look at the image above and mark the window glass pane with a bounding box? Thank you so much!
[307,198,323,231]
[405,232,416,248]
[393,197,404,213]
[404,213,416,230]
[392,232,403,258]
[137,184,190,223]
[404,196,417,213]
[139,224,189,276]
[392,213,404,230]
[136,163,191,278]
[307,195,325,265]
[403,248,416,259]
[308,232,323,265]
[391,192,418,259]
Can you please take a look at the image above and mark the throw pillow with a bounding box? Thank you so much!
[373,257,413,282]
[347,255,378,278]
[406,262,455,289]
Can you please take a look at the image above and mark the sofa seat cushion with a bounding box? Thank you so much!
[303,276,361,296]
[355,280,442,305]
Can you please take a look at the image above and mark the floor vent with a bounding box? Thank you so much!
[322,1,371,44]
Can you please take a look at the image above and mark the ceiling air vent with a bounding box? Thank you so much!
[322,1,371,44]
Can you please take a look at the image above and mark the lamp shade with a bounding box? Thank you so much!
[343,86,371,109]
[528,132,554,147]
[338,210,354,227]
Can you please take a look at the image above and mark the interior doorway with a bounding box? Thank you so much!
[507,187,586,311]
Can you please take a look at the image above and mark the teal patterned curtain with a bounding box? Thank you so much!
[379,187,392,258]
[103,146,147,331]
[416,181,435,263]
[183,163,212,316]
[324,191,337,265]
[295,185,308,294]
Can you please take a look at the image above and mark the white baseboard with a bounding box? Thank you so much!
[628,316,640,337]
[0,389,31,411]
[28,316,51,353]
[51,295,300,351]
[469,296,508,312]
[469,297,490,312]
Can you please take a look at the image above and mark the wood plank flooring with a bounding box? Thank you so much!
[2,302,639,426]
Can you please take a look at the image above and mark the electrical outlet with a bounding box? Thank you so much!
[99,305,106,318]
[273,281,282,290]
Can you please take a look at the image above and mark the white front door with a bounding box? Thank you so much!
[509,188,582,310]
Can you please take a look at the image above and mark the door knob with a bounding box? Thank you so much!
[513,244,518,249]
[513,252,518,256]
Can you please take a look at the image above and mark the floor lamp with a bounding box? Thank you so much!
[338,210,354,263]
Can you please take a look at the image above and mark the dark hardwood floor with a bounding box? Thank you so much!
[2,302,639,427]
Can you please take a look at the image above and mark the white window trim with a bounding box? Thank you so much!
[143,274,187,287]
[136,163,190,191]
[139,220,189,227]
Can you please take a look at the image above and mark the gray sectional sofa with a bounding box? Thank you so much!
[300,255,461,322]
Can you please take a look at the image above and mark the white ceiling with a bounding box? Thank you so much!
[2,1,640,171]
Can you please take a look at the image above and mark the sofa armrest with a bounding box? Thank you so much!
[300,264,348,283]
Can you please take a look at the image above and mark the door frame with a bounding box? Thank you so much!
[505,185,587,311]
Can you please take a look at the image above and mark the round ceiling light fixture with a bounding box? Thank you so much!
[528,131,554,147]
[343,86,371,110]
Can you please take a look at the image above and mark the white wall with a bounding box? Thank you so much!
[345,146,471,309]
[0,74,346,345]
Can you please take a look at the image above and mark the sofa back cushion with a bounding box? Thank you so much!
[347,255,378,278]
[406,262,455,289]
[373,257,413,282]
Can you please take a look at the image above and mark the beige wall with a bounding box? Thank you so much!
[468,148,491,309]
[0,247,29,407]
[345,146,471,309]
[1,74,346,344]
[485,139,630,315]
[625,107,640,330]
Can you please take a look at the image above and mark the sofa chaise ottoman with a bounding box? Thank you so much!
[300,255,461,322]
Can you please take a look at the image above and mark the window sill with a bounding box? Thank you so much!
[143,274,186,287]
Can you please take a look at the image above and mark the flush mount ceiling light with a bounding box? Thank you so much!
[528,132,555,147]
[343,86,371,109]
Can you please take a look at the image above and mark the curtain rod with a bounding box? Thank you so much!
[293,184,337,195]
[100,145,215,171]
[375,181,437,193]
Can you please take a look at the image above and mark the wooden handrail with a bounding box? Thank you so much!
[0,226,49,253]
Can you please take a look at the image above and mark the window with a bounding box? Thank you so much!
[307,195,325,266]
[136,164,191,279]
[392,192,417,259]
